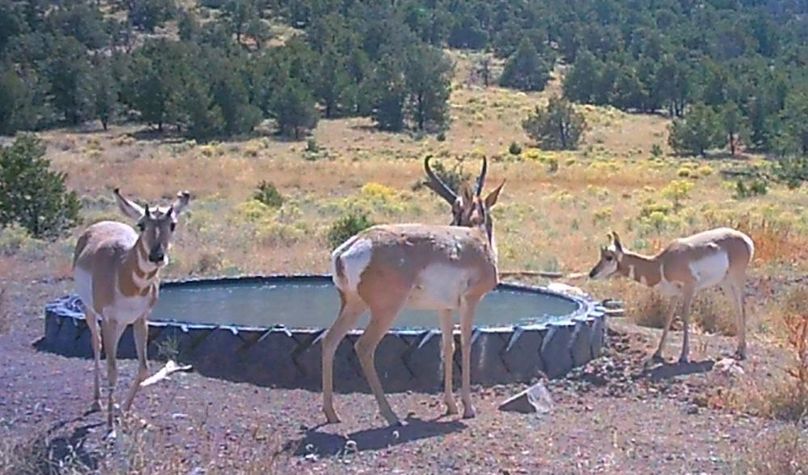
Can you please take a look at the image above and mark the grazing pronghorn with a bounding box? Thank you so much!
[588,228,754,363]
[73,188,190,432]
[322,156,505,426]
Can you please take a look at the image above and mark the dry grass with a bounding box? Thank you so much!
[736,425,808,475]
[0,413,287,475]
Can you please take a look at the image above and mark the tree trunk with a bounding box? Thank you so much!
[729,133,736,157]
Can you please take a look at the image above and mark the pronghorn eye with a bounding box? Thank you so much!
[137,222,145,232]
[605,255,613,261]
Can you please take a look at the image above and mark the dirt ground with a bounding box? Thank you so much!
[1,276,805,475]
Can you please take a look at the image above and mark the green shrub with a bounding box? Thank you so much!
[734,179,769,199]
[0,134,81,239]
[411,157,470,195]
[508,141,522,155]
[252,181,284,208]
[650,143,663,158]
[327,211,375,249]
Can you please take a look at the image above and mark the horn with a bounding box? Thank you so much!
[424,155,457,204]
[476,155,488,196]
[144,203,150,217]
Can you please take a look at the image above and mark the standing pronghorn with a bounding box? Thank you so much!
[588,228,754,363]
[73,188,190,432]
[322,156,505,426]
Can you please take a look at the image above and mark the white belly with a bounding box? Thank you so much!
[689,251,730,291]
[406,264,472,311]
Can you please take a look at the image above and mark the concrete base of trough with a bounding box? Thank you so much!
[498,382,554,414]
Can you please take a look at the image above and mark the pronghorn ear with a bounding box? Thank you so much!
[611,230,623,253]
[171,190,191,216]
[114,188,145,221]
[484,180,505,208]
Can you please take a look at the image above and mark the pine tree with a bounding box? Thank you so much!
[500,38,550,92]
[0,134,81,238]
[522,96,586,150]
[668,103,724,156]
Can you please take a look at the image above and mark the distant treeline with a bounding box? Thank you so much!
[1,0,807,154]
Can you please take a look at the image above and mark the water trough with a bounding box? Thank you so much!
[40,274,607,392]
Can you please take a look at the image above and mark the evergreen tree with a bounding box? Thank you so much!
[775,87,808,156]
[522,96,586,150]
[272,80,318,139]
[563,49,600,103]
[313,47,351,118]
[371,57,406,132]
[0,134,80,239]
[500,38,550,92]
[405,45,453,131]
[44,37,94,124]
[91,58,120,131]
[668,103,724,156]
[719,102,749,157]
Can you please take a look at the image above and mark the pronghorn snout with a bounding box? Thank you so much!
[148,245,165,264]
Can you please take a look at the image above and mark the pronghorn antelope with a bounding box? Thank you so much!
[588,228,754,363]
[73,188,190,432]
[322,156,505,426]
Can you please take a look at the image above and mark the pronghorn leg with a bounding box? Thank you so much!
[322,293,366,424]
[438,309,458,416]
[459,298,478,419]
[652,297,679,362]
[678,288,695,364]
[101,320,125,432]
[123,315,149,412]
[727,280,747,360]
[84,309,103,412]
[355,306,401,426]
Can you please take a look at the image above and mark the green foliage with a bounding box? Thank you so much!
[252,181,284,208]
[128,0,177,33]
[775,87,808,156]
[508,141,522,156]
[405,44,453,131]
[668,104,724,156]
[327,211,375,250]
[720,102,749,157]
[774,156,808,190]
[44,37,94,125]
[522,96,586,150]
[0,135,80,239]
[661,179,694,211]
[500,38,550,92]
[272,80,318,139]
[650,144,663,158]
[412,157,470,195]
[734,179,768,199]
[91,58,120,131]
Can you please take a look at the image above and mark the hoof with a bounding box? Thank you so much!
[678,355,689,364]
[381,412,403,427]
[733,350,747,361]
[651,353,665,363]
[323,410,341,424]
[89,400,102,413]
[444,402,459,416]
[462,406,476,419]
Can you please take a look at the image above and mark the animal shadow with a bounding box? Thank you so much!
[287,416,466,457]
[643,359,715,382]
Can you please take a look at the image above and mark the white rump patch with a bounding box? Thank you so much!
[333,237,373,292]
[689,251,730,291]
[74,266,94,313]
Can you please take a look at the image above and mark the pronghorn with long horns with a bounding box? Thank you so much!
[588,228,754,363]
[73,189,190,432]
[322,156,505,426]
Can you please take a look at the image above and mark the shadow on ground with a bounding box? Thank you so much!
[643,359,715,381]
[286,416,466,457]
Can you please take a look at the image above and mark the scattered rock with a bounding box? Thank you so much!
[714,358,744,378]
[498,382,554,414]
